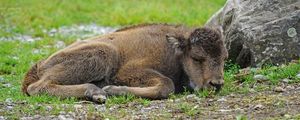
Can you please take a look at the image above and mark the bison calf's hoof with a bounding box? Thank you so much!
[102,85,128,96]
[84,84,107,103]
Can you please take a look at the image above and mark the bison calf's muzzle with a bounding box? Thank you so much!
[209,79,224,93]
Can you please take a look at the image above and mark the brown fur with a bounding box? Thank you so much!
[22,24,227,102]
[22,62,39,95]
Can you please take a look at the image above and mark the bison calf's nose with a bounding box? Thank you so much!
[209,79,224,93]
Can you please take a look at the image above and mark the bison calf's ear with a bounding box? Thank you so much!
[166,34,188,56]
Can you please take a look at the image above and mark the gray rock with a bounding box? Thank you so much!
[206,0,300,67]
[253,74,268,81]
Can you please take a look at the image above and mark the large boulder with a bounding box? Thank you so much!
[206,0,300,67]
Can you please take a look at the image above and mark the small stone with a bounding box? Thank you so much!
[287,27,297,38]
[5,98,13,103]
[274,87,286,92]
[74,104,83,109]
[55,41,66,48]
[2,83,11,88]
[59,111,66,115]
[249,89,256,93]
[208,99,214,102]
[45,106,52,111]
[286,86,295,90]
[49,115,56,119]
[32,49,42,54]
[141,107,152,113]
[186,94,197,100]
[253,104,264,110]
[6,106,14,110]
[282,78,290,83]
[253,74,268,81]
[296,73,300,79]
[193,105,199,109]
[33,115,41,119]
[168,99,174,102]
[21,117,33,120]
[0,116,5,120]
[58,115,67,120]
[218,109,231,112]
[217,97,227,102]
[174,99,181,102]
[68,112,76,118]
[12,56,19,60]
[74,101,93,104]
[284,114,291,118]
[95,105,106,112]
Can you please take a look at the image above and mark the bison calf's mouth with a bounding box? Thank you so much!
[209,81,223,93]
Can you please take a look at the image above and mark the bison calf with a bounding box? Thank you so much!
[22,24,228,102]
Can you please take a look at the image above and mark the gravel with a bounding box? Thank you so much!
[0,34,41,42]
[4,85,300,119]
[45,24,116,39]
[0,24,116,42]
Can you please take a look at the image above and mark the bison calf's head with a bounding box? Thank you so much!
[167,27,228,92]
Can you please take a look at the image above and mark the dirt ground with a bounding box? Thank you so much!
[2,83,296,120]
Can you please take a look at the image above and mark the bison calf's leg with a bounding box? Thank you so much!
[103,68,175,99]
[27,80,107,103]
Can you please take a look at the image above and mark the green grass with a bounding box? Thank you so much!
[0,0,225,37]
[1,0,300,119]
[177,102,200,116]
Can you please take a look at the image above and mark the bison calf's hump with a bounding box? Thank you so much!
[40,43,120,85]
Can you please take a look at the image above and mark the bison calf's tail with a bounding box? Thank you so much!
[21,62,40,96]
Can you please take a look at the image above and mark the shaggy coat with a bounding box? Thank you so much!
[22,24,227,102]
